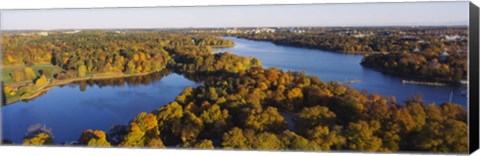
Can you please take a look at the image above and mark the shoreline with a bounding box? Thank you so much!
[232,37,465,85]
[4,70,164,105]
[232,36,369,55]
[360,64,463,86]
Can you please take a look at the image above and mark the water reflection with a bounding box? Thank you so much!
[2,70,201,144]
[74,70,175,91]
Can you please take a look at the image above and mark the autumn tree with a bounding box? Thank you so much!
[183,139,215,149]
[171,111,204,143]
[24,67,37,80]
[22,124,53,145]
[295,106,336,129]
[221,127,248,149]
[156,102,184,131]
[78,64,87,77]
[345,120,382,151]
[247,131,284,150]
[243,106,286,132]
[120,112,162,147]
[280,130,311,150]
[79,129,111,147]
[10,68,26,82]
[305,125,346,150]
[22,132,53,145]
[34,75,48,88]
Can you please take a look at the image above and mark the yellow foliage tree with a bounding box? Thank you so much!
[78,64,87,77]
[79,129,111,147]
[24,67,37,80]
[34,75,48,88]
[22,132,53,145]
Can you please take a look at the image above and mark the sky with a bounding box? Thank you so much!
[0,1,469,30]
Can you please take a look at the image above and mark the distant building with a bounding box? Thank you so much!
[37,32,49,36]
[64,30,81,34]
[351,33,369,38]
[288,28,305,34]
[399,36,419,42]
[251,28,276,34]
[443,35,466,41]
[348,31,373,38]
[19,32,49,36]
[19,33,32,36]
[226,28,239,34]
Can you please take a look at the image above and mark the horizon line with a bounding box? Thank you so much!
[1,24,469,31]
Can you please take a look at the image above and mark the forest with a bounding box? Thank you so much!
[233,27,467,54]
[232,27,468,83]
[1,31,467,153]
[361,51,467,83]
[1,31,235,104]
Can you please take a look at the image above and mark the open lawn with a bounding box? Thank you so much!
[1,64,64,84]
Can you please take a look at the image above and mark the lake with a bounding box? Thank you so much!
[219,37,467,106]
[2,72,201,144]
[1,36,467,144]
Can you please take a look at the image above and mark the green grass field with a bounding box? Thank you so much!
[1,64,64,84]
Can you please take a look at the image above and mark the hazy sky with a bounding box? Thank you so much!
[0,1,469,30]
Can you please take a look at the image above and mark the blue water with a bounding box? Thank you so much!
[2,73,201,144]
[220,37,467,106]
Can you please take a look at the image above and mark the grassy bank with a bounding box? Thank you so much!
[1,64,64,84]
